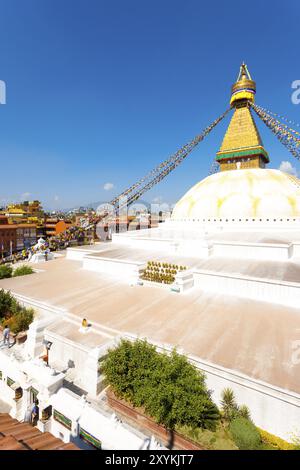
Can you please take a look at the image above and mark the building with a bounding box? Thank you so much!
[0,218,37,255]
[0,216,9,225]
[44,218,72,238]
[0,326,165,450]
[5,200,44,223]
[0,225,17,256]
[16,224,37,251]
[0,64,300,445]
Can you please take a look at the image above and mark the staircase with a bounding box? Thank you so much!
[0,413,79,450]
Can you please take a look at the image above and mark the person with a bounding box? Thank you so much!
[3,325,10,346]
[31,400,39,426]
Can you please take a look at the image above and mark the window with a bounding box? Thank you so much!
[30,386,39,404]
[7,377,15,388]
[79,427,101,449]
[53,409,72,430]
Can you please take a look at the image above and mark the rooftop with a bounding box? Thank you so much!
[0,413,79,450]
[1,254,300,394]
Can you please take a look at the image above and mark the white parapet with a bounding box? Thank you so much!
[66,247,95,261]
[26,317,58,359]
[49,388,166,450]
[212,241,293,260]
[193,269,300,308]
[292,243,300,258]
[83,254,145,278]
[173,269,194,292]
[29,252,55,263]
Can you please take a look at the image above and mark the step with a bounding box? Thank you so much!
[0,415,18,426]
[0,435,28,450]
[15,427,41,441]
[0,423,30,434]
[0,421,21,433]
[2,423,39,439]
[57,442,80,450]
[24,432,62,450]
[38,438,70,450]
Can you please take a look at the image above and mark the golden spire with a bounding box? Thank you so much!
[230,62,256,107]
[216,64,269,172]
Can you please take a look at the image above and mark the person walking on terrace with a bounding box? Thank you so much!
[2,325,10,346]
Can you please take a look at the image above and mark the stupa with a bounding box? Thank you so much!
[172,63,300,224]
[1,64,300,443]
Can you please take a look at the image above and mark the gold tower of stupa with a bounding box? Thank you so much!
[216,63,269,172]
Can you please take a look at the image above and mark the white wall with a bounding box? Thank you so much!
[212,242,292,260]
[124,334,300,442]
[193,269,300,308]
[83,255,144,277]
[191,356,300,442]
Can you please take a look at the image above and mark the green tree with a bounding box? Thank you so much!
[5,307,34,334]
[0,288,34,333]
[102,339,220,431]
[221,388,239,421]
[0,289,17,318]
[221,388,253,422]
[238,405,252,421]
[0,264,13,280]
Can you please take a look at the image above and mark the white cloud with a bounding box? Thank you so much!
[152,196,163,204]
[103,182,114,191]
[20,192,31,200]
[54,195,59,202]
[279,161,298,177]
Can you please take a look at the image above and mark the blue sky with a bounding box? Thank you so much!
[0,0,299,209]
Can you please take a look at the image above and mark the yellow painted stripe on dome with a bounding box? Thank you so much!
[287,196,298,216]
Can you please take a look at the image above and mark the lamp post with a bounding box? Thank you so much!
[42,340,53,366]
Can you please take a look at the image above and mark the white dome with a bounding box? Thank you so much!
[171,168,300,221]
